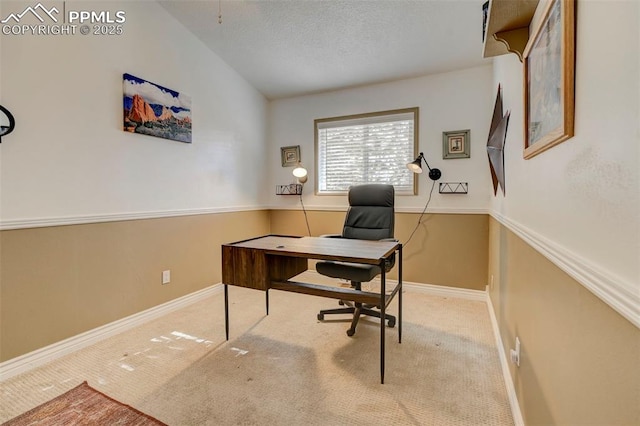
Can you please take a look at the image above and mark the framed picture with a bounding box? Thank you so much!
[482,1,489,42]
[123,73,192,143]
[443,129,470,159]
[281,145,301,167]
[523,0,575,159]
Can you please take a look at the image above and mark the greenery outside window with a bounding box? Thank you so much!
[315,107,418,195]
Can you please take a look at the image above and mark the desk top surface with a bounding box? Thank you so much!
[225,235,399,264]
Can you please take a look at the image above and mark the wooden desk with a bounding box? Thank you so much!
[222,235,403,383]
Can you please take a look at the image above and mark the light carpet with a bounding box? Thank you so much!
[0,274,513,425]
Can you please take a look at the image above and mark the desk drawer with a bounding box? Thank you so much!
[222,245,307,291]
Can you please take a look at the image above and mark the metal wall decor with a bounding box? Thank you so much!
[276,184,303,195]
[487,85,510,196]
[439,182,468,194]
[0,105,16,142]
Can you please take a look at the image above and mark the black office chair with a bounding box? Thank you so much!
[316,184,397,336]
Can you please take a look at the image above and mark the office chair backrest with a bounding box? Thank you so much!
[342,184,395,241]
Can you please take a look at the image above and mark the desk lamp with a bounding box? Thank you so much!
[292,163,311,236]
[404,152,441,247]
[406,152,441,180]
[292,163,308,184]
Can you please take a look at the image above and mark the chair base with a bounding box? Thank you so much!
[317,302,396,337]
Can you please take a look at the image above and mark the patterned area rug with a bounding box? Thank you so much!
[1,381,166,425]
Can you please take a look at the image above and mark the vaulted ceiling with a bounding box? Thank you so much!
[159,0,490,100]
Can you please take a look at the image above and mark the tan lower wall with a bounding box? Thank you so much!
[488,217,640,425]
[4,210,637,424]
[1,209,488,362]
[0,211,270,361]
[270,210,489,290]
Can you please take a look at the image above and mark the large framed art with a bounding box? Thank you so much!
[123,73,192,143]
[523,0,575,159]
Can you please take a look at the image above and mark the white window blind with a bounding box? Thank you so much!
[315,108,418,194]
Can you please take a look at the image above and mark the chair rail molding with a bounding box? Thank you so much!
[490,211,639,329]
[268,205,489,215]
[0,206,269,230]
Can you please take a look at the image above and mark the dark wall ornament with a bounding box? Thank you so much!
[487,85,510,196]
[0,104,16,142]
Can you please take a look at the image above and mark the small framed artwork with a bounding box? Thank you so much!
[443,129,470,159]
[281,145,301,167]
[523,0,575,159]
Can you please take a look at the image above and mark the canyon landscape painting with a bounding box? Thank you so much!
[123,73,192,143]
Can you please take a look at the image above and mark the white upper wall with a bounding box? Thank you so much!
[268,65,494,213]
[491,1,639,295]
[0,1,268,227]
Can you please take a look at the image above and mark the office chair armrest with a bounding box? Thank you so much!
[319,233,343,238]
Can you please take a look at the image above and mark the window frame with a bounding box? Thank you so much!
[314,107,419,196]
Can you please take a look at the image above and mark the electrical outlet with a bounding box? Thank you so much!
[162,270,171,285]
[510,336,521,367]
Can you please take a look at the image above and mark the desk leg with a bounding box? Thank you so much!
[266,289,269,315]
[380,261,386,385]
[399,245,403,344]
[224,284,229,341]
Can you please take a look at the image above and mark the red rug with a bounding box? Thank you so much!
[2,381,166,425]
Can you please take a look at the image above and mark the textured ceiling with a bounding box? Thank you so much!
[159,0,490,100]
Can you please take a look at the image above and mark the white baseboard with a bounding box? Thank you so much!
[402,281,487,301]
[487,291,524,426]
[0,278,493,386]
[376,276,521,425]
[304,269,487,301]
[398,277,522,426]
[0,284,222,381]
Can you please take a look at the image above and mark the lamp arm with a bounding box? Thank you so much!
[418,152,432,171]
[419,152,442,181]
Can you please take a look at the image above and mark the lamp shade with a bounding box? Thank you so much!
[292,164,308,183]
[406,158,423,173]
[406,152,441,181]
[292,165,307,178]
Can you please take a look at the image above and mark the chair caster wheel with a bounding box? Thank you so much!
[346,329,355,337]
[317,313,324,321]
[388,318,396,328]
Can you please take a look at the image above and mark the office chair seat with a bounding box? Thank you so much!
[316,261,381,283]
[316,183,396,337]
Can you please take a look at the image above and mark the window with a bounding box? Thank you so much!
[315,107,418,195]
